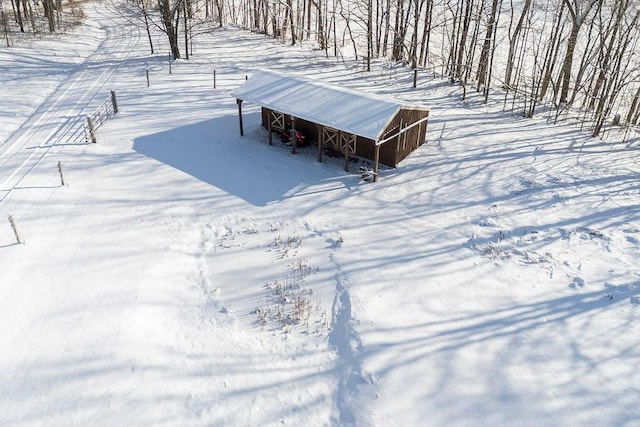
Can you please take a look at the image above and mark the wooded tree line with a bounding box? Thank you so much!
[126,0,640,136]
[1,0,83,42]
[3,0,640,136]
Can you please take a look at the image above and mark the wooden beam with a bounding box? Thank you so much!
[342,132,349,172]
[268,110,273,145]
[236,99,244,136]
[374,143,380,182]
[317,126,323,162]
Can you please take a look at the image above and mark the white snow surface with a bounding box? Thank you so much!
[1,2,639,426]
[232,69,413,140]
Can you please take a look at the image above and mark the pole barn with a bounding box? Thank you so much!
[232,70,429,181]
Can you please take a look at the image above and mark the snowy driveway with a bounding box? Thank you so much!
[0,2,139,215]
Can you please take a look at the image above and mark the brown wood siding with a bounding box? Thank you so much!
[261,107,428,168]
[379,108,429,167]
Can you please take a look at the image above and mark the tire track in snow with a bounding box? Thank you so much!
[0,1,140,207]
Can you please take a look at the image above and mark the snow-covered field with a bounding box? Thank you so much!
[1,1,639,425]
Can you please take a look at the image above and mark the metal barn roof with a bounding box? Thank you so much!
[232,70,406,141]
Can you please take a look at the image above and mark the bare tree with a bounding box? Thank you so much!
[476,0,503,94]
[538,0,567,104]
[417,0,434,68]
[158,0,183,59]
[1,3,9,46]
[115,0,155,54]
[504,0,531,89]
[625,86,640,125]
[558,0,600,105]
[591,4,640,136]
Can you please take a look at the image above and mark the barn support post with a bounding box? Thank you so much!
[373,143,380,182]
[236,99,244,136]
[290,116,297,154]
[316,126,323,162]
[342,132,349,172]
[267,110,273,145]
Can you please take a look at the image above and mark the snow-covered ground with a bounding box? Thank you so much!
[1,1,639,425]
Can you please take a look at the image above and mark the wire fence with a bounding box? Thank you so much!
[85,91,118,143]
[89,94,117,132]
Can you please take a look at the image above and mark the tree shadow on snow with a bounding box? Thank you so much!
[351,282,640,425]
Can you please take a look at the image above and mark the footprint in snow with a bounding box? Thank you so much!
[570,277,585,289]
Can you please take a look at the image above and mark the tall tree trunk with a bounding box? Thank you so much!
[382,0,391,55]
[558,0,599,105]
[140,0,154,54]
[464,0,482,84]
[375,0,381,55]
[183,0,189,59]
[409,0,424,69]
[448,0,462,80]
[418,0,433,68]
[306,0,311,38]
[559,19,580,104]
[391,0,404,60]
[14,0,24,32]
[588,0,623,109]
[158,0,181,59]
[476,0,501,90]
[539,1,566,102]
[504,0,531,89]
[314,0,325,48]
[626,86,640,125]
[591,8,640,135]
[569,5,599,105]
[455,0,473,81]
[252,0,259,29]
[1,8,9,47]
[287,0,296,44]
[367,0,372,70]
[43,0,55,32]
[214,0,223,26]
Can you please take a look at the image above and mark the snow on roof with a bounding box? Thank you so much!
[232,70,405,141]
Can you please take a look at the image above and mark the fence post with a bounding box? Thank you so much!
[8,215,22,245]
[58,161,66,186]
[86,116,97,143]
[237,99,244,136]
[146,69,150,87]
[168,53,172,74]
[110,90,118,114]
[214,70,216,89]
[413,69,417,88]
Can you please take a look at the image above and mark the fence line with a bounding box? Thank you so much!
[88,92,118,133]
